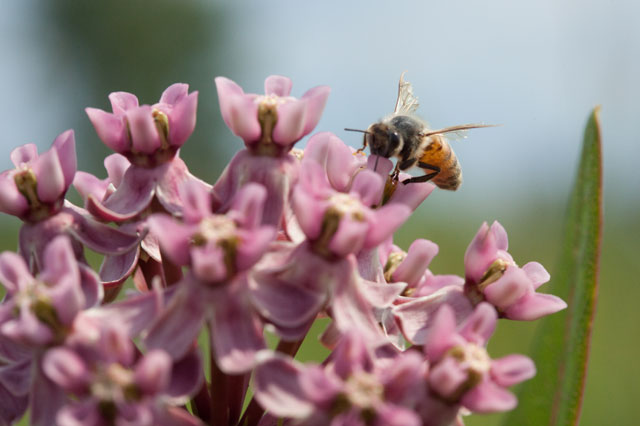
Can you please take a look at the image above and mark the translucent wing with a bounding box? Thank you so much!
[394,72,420,114]
[420,123,496,141]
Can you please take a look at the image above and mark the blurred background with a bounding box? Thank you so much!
[0,1,637,424]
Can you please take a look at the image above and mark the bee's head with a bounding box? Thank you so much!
[366,123,402,158]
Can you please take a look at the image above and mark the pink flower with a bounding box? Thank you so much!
[86,83,198,166]
[0,130,76,222]
[292,161,410,258]
[418,303,536,425]
[0,236,102,347]
[253,332,426,426]
[42,319,203,426]
[215,75,330,153]
[464,221,567,320]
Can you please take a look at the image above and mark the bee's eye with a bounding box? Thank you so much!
[389,132,400,148]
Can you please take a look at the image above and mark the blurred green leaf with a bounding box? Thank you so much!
[504,108,602,425]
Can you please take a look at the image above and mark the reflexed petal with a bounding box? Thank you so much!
[29,361,66,426]
[73,171,109,202]
[0,252,32,293]
[392,239,439,286]
[85,107,129,153]
[66,206,142,255]
[264,75,292,97]
[126,106,162,154]
[0,382,29,425]
[52,129,77,189]
[145,284,206,360]
[99,248,140,297]
[0,172,28,217]
[156,156,211,216]
[32,148,65,203]
[156,406,206,426]
[86,166,157,222]
[210,292,266,374]
[461,380,517,413]
[364,204,411,248]
[522,261,551,289]
[134,349,172,395]
[253,352,315,418]
[301,85,331,135]
[168,91,198,147]
[165,349,203,400]
[504,292,567,321]
[291,186,326,241]
[490,354,536,387]
[249,270,326,329]
[380,350,425,405]
[273,100,307,145]
[359,280,406,308]
[159,83,189,105]
[10,144,38,167]
[393,286,472,346]
[459,302,497,346]
[42,347,90,393]
[0,358,31,396]
[350,170,384,206]
[78,263,103,308]
[109,91,139,114]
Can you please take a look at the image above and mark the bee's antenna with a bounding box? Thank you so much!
[344,128,372,135]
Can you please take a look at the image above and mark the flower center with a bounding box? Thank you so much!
[328,193,366,221]
[383,251,407,282]
[478,258,514,291]
[344,371,384,409]
[152,108,170,150]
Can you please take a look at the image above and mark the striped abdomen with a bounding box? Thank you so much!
[420,135,462,190]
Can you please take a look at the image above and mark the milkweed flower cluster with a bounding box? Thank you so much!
[0,75,566,426]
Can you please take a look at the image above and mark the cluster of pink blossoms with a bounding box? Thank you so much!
[0,75,566,426]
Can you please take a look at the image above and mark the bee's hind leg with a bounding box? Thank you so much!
[402,162,440,185]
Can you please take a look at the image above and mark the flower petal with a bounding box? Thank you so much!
[156,156,211,216]
[165,349,203,400]
[147,214,194,267]
[253,352,315,419]
[210,290,266,374]
[42,347,90,393]
[29,360,67,426]
[0,252,32,293]
[0,172,28,217]
[73,171,109,203]
[215,77,261,143]
[104,153,130,189]
[459,302,497,346]
[391,239,439,286]
[134,349,172,395]
[145,284,206,360]
[86,166,157,222]
[522,261,551,289]
[350,169,384,207]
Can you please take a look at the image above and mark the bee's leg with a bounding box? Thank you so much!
[402,163,440,185]
[356,135,368,154]
[391,161,401,182]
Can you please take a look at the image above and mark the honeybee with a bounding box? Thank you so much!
[347,73,492,190]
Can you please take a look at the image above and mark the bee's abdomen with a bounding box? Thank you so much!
[419,136,462,190]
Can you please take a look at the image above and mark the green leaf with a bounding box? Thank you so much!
[504,108,602,426]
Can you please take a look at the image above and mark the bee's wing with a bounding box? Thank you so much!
[420,123,496,141]
[394,72,420,114]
